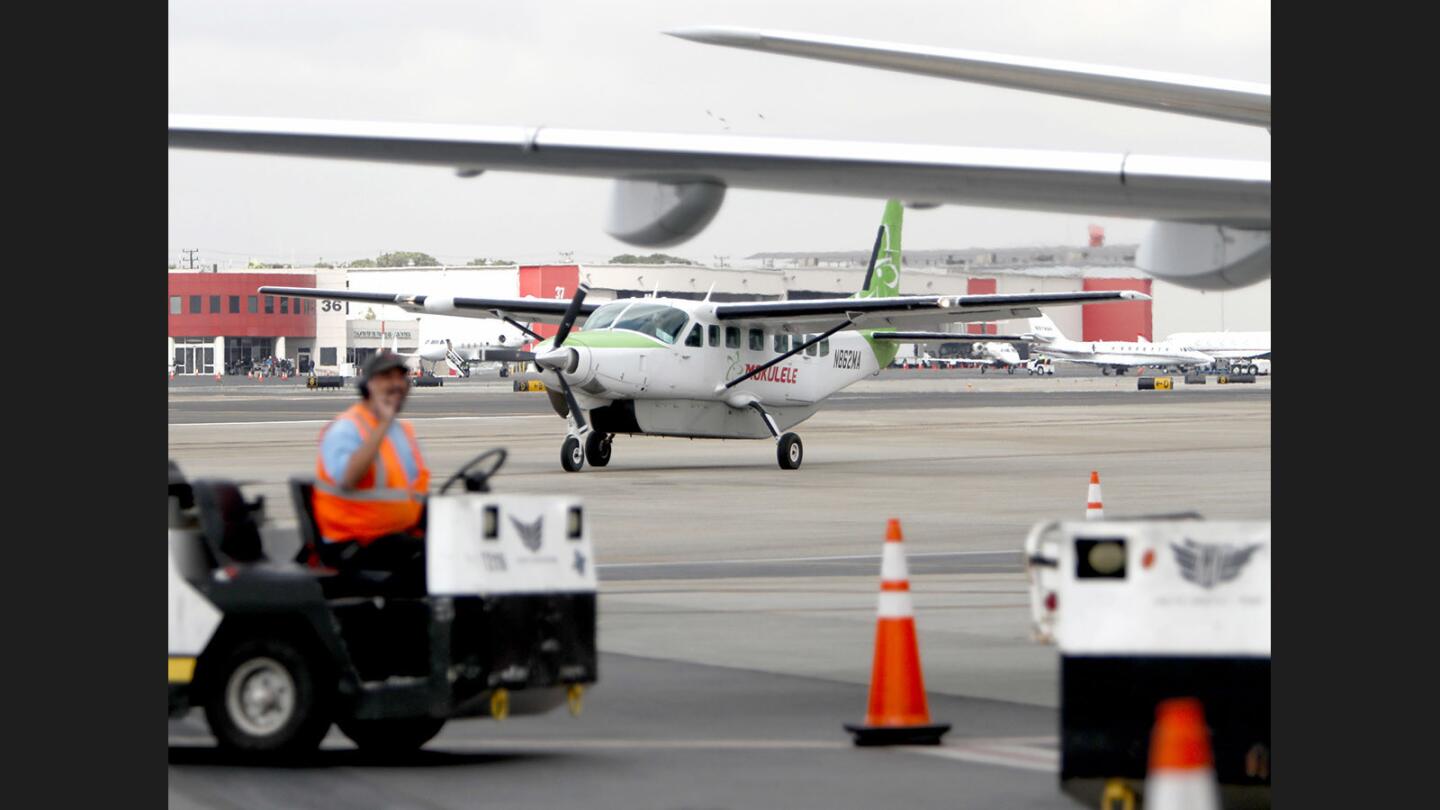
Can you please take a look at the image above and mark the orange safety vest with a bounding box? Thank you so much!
[313,402,431,545]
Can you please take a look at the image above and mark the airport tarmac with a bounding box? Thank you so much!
[168,373,1270,809]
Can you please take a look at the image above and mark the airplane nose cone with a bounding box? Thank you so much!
[535,347,578,374]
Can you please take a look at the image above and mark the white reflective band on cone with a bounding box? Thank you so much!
[880,542,910,581]
[877,590,915,618]
[1145,770,1221,810]
[1086,481,1104,520]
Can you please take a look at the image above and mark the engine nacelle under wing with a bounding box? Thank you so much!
[605,178,727,247]
[1137,222,1270,290]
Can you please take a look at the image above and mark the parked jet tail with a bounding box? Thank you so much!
[1027,313,1066,344]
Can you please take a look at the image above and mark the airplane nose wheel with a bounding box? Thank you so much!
[585,431,612,467]
[777,433,803,470]
[561,436,585,472]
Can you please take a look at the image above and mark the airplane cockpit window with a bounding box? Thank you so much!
[583,300,631,331]
[612,303,690,344]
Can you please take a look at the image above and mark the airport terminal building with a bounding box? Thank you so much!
[167,250,1268,375]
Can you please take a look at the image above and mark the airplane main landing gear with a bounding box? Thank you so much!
[585,431,612,467]
[561,436,585,472]
[748,401,803,470]
[777,433,803,470]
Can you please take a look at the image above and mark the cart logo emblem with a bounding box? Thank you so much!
[1170,539,1261,588]
[510,515,544,552]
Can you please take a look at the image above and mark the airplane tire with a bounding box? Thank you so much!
[561,436,585,472]
[1101,367,1111,376]
[777,433,803,470]
[585,431,612,467]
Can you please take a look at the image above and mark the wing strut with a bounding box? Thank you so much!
[499,314,544,342]
[717,319,853,392]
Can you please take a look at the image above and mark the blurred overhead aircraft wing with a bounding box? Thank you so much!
[169,27,1270,290]
[666,27,1271,128]
[170,115,1268,232]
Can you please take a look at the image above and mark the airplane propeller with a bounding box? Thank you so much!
[532,283,590,433]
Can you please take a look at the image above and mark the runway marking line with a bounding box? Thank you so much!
[167,734,847,752]
[169,415,554,427]
[598,550,1016,569]
[167,733,1060,773]
[902,738,1060,773]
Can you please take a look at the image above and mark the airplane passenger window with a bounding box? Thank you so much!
[819,339,830,356]
[805,337,818,356]
[685,324,703,347]
[749,329,764,351]
[708,325,720,347]
[773,333,789,353]
[725,327,740,348]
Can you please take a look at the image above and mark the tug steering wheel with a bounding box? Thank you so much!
[439,448,509,494]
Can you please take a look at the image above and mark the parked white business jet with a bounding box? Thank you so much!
[1028,314,1213,375]
[1163,331,1270,373]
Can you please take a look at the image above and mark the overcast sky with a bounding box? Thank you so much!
[168,0,1270,268]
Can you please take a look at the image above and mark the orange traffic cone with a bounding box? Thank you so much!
[1144,698,1221,810]
[214,373,222,383]
[1086,471,1104,520]
[844,519,950,746]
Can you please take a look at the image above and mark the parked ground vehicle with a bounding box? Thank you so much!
[167,451,598,755]
[1024,517,1270,809]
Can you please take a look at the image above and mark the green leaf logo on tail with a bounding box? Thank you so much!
[856,200,904,300]
[857,200,905,367]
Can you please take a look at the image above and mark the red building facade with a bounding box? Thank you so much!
[1081,277,1153,342]
[517,265,581,345]
[167,272,317,338]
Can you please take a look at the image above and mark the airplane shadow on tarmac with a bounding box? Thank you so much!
[167,745,565,770]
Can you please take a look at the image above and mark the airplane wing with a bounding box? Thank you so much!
[257,286,600,324]
[170,116,1270,229]
[714,290,1146,332]
[869,331,1032,343]
[666,27,1270,128]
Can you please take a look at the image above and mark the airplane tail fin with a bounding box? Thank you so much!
[856,200,903,299]
[1027,313,1066,344]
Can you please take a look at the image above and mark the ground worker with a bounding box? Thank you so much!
[311,352,430,585]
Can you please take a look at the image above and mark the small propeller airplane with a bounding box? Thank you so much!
[261,201,1147,471]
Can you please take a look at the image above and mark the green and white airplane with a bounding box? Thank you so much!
[261,201,1145,471]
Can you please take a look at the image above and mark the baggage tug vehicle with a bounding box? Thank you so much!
[167,451,597,754]
[1025,517,1271,808]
